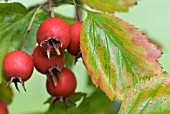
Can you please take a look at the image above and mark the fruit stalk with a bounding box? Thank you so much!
[48,0,55,17]
[73,0,80,22]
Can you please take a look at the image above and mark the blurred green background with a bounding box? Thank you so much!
[3,0,170,114]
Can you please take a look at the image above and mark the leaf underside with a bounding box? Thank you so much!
[80,11,162,100]
[119,72,170,114]
[82,0,138,13]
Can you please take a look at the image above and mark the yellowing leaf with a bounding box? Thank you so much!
[82,0,137,13]
[119,72,170,114]
[80,11,162,100]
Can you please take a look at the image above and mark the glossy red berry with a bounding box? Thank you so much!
[67,21,83,56]
[3,50,34,91]
[0,100,8,114]
[37,17,71,56]
[33,46,64,75]
[46,68,77,97]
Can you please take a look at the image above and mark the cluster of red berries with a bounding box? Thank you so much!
[2,17,83,106]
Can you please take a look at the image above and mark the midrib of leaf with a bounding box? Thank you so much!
[87,12,142,85]
[138,98,151,114]
[117,49,125,95]
[87,18,115,92]
[146,96,169,113]
[0,12,30,31]
[128,90,143,113]
[89,16,112,83]
[140,84,164,113]
[0,8,25,17]
[128,81,163,113]
[105,33,111,82]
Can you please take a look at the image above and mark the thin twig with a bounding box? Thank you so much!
[48,0,55,17]
[52,2,73,7]
[19,1,48,50]
[73,0,80,22]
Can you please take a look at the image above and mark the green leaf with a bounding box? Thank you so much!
[82,0,137,13]
[0,2,77,83]
[43,89,117,114]
[88,88,115,114]
[0,2,28,30]
[80,11,162,100]
[42,92,88,114]
[119,72,170,114]
[0,3,28,83]
[0,81,13,104]
[87,76,119,113]
[0,4,49,83]
[64,51,76,68]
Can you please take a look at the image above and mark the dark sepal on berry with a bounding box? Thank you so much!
[46,70,62,87]
[40,38,62,58]
[50,96,76,108]
[6,77,26,92]
[74,52,82,65]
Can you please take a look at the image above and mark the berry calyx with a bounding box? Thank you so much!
[46,68,77,97]
[3,50,34,92]
[67,21,83,56]
[37,17,71,57]
[33,46,64,76]
[0,100,8,114]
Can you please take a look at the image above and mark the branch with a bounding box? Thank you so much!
[19,1,48,50]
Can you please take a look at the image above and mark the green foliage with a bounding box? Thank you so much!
[0,2,28,30]
[42,92,88,114]
[43,89,116,114]
[80,11,162,100]
[119,72,170,114]
[82,0,138,13]
[0,2,75,83]
[0,81,13,104]
[0,10,48,84]
[0,2,29,83]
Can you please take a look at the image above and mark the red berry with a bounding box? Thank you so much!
[37,17,71,56]
[0,100,8,114]
[33,46,64,75]
[46,68,77,97]
[3,50,34,91]
[67,21,83,56]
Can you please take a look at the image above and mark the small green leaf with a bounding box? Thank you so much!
[80,11,162,100]
[64,51,75,68]
[42,92,87,114]
[0,2,28,30]
[88,88,115,113]
[82,0,137,13]
[0,81,13,104]
[119,72,170,114]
